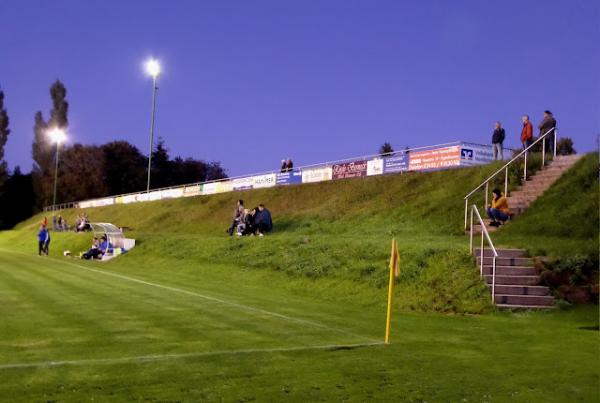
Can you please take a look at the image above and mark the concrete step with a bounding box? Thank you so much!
[490,285,550,296]
[475,248,526,258]
[484,274,539,285]
[496,303,555,310]
[481,265,538,276]
[476,256,532,266]
[494,294,554,307]
[466,224,499,235]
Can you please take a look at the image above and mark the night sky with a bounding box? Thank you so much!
[1,0,598,177]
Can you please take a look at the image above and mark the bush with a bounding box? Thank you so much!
[557,137,576,155]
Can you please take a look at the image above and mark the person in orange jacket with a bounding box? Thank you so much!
[520,115,533,151]
[486,188,510,227]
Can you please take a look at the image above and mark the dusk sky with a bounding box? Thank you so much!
[1,0,598,177]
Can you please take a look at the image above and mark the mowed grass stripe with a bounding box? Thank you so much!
[39,252,376,342]
[0,252,369,364]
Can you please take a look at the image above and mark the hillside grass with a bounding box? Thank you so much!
[5,154,597,313]
[494,153,599,259]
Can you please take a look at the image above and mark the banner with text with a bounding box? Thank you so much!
[332,160,368,180]
[384,153,409,173]
[302,166,333,183]
[408,146,461,171]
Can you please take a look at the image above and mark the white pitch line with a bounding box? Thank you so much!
[0,342,385,371]
[0,249,380,343]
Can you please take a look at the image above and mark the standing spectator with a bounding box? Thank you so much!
[41,216,48,228]
[285,158,294,172]
[227,199,245,236]
[491,121,505,160]
[538,110,557,154]
[37,225,50,256]
[52,214,58,231]
[520,115,533,152]
[280,159,287,173]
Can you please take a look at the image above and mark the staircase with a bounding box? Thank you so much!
[475,248,554,309]
[469,154,583,234]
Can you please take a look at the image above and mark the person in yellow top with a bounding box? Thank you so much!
[486,188,510,227]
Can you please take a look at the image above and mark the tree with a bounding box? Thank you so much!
[556,137,576,155]
[58,144,107,203]
[32,80,69,208]
[0,89,10,187]
[150,137,172,189]
[49,80,69,128]
[101,141,147,195]
[0,167,35,229]
[379,142,394,156]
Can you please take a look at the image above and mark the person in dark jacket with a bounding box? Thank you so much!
[491,121,505,160]
[538,110,557,154]
[255,204,273,236]
[227,199,244,236]
[37,225,50,256]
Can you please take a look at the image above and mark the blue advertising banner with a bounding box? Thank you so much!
[383,153,409,173]
[276,170,302,185]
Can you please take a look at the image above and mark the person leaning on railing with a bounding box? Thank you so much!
[486,188,510,227]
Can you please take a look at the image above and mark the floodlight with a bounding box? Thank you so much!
[48,128,67,144]
[146,59,161,78]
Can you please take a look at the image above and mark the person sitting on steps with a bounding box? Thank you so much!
[486,188,510,227]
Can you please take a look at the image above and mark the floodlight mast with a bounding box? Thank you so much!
[145,58,161,193]
[47,128,67,207]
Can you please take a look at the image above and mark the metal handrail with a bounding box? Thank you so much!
[44,140,468,211]
[463,127,556,229]
[469,204,498,302]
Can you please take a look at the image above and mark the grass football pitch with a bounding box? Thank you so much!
[0,249,597,402]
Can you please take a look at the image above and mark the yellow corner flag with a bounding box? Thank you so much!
[385,239,400,344]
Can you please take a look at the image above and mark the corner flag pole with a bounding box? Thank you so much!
[385,238,400,344]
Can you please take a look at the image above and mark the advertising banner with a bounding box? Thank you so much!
[367,158,384,176]
[122,194,139,204]
[332,160,368,180]
[89,197,115,207]
[408,146,461,171]
[232,176,254,191]
[147,190,163,201]
[252,173,277,189]
[215,180,232,194]
[183,185,201,197]
[276,169,302,185]
[161,188,184,199]
[78,200,94,209]
[302,166,332,183]
[201,182,217,195]
[384,153,409,173]
[115,196,124,204]
[460,142,496,166]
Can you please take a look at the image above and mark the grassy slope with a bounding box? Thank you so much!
[494,153,599,258]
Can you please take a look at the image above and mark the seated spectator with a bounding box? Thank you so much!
[98,235,113,255]
[82,237,101,260]
[227,199,245,236]
[486,188,510,227]
[238,208,258,236]
[255,204,273,236]
[37,225,50,256]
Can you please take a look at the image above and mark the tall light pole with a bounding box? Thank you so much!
[145,58,161,193]
[48,128,66,207]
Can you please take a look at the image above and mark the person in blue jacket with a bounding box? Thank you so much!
[37,225,50,256]
[255,204,273,236]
